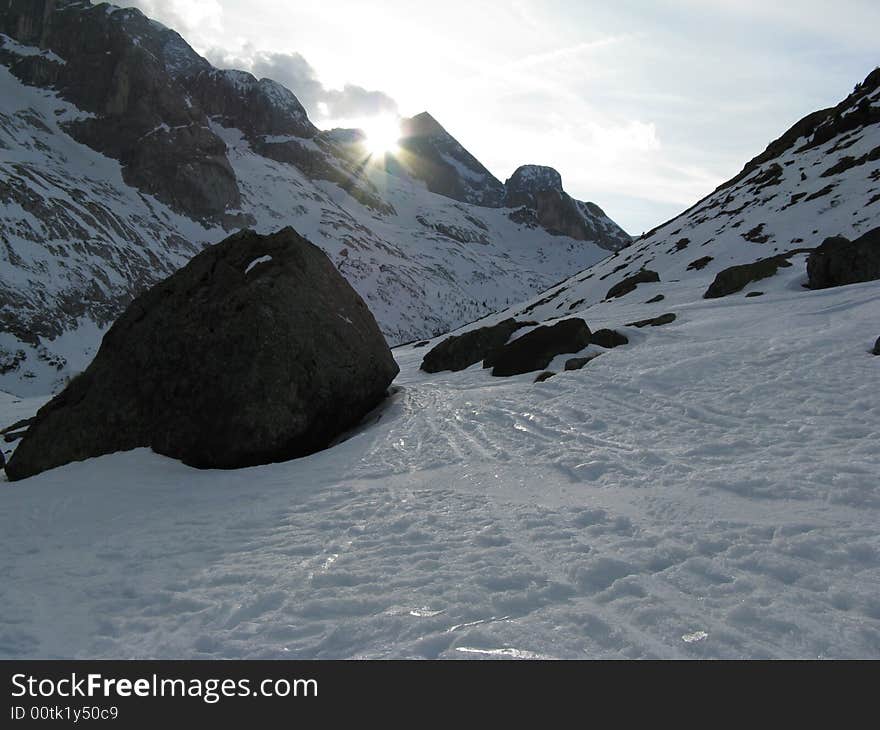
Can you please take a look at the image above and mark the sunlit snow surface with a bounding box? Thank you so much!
[1,261,878,659]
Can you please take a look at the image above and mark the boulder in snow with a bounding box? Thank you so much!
[626,313,677,328]
[5,228,399,480]
[873,337,880,356]
[704,254,799,299]
[606,270,660,300]
[591,329,629,349]
[421,319,529,374]
[806,228,880,290]
[490,319,591,377]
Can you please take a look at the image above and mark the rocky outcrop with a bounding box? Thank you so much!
[626,313,677,328]
[704,251,813,299]
[421,318,527,373]
[395,112,506,207]
[1,1,241,219]
[5,228,399,480]
[591,329,629,349]
[606,270,660,300]
[873,336,880,356]
[806,228,880,289]
[504,165,564,208]
[504,165,631,251]
[184,69,317,141]
[489,319,591,377]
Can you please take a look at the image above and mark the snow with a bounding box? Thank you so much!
[1,264,878,659]
[245,255,272,274]
[0,35,67,66]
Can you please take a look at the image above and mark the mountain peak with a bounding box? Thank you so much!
[401,111,446,138]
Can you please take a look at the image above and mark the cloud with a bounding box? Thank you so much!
[114,2,399,126]
[217,48,399,123]
[116,0,224,37]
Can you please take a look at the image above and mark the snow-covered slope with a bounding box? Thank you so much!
[0,2,630,396]
[1,67,878,660]
[1,265,878,659]
[473,68,880,328]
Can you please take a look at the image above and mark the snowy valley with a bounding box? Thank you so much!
[0,0,879,661]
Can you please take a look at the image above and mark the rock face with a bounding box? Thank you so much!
[5,228,399,480]
[606,270,660,300]
[490,319,591,377]
[504,165,564,208]
[420,319,525,374]
[395,112,506,207]
[504,165,631,251]
[0,0,245,219]
[806,228,880,289]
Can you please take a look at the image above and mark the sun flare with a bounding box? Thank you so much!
[362,116,402,156]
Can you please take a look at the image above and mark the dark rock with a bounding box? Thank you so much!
[873,337,880,356]
[742,224,771,244]
[565,355,600,371]
[606,270,660,300]
[396,112,506,207]
[5,228,399,480]
[534,371,557,383]
[704,253,805,299]
[421,319,525,374]
[591,329,629,349]
[745,291,764,298]
[1,417,35,435]
[412,341,431,349]
[490,319,591,377]
[502,165,631,251]
[806,228,880,289]
[626,313,677,328]
[645,294,665,304]
[0,1,243,219]
[687,256,714,271]
[504,165,563,208]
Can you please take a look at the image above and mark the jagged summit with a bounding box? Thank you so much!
[505,165,564,207]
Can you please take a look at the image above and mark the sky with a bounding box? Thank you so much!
[118,0,878,235]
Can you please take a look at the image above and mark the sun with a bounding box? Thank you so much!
[362,116,401,156]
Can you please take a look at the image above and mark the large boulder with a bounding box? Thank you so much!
[873,336,880,356]
[806,228,880,289]
[490,319,591,377]
[420,319,527,373]
[5,228,399,480]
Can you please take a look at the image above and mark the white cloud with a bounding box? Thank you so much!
[118,0,224,38]
[203,45,399,124]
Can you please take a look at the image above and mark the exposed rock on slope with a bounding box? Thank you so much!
[420,318,529,374]
[606,270,660,300]
[490,319,591,377]
[5,228,399,480]
[704,252,807,299]
[806,228,880,289]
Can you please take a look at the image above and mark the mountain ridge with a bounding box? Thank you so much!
[0,0,631,396]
